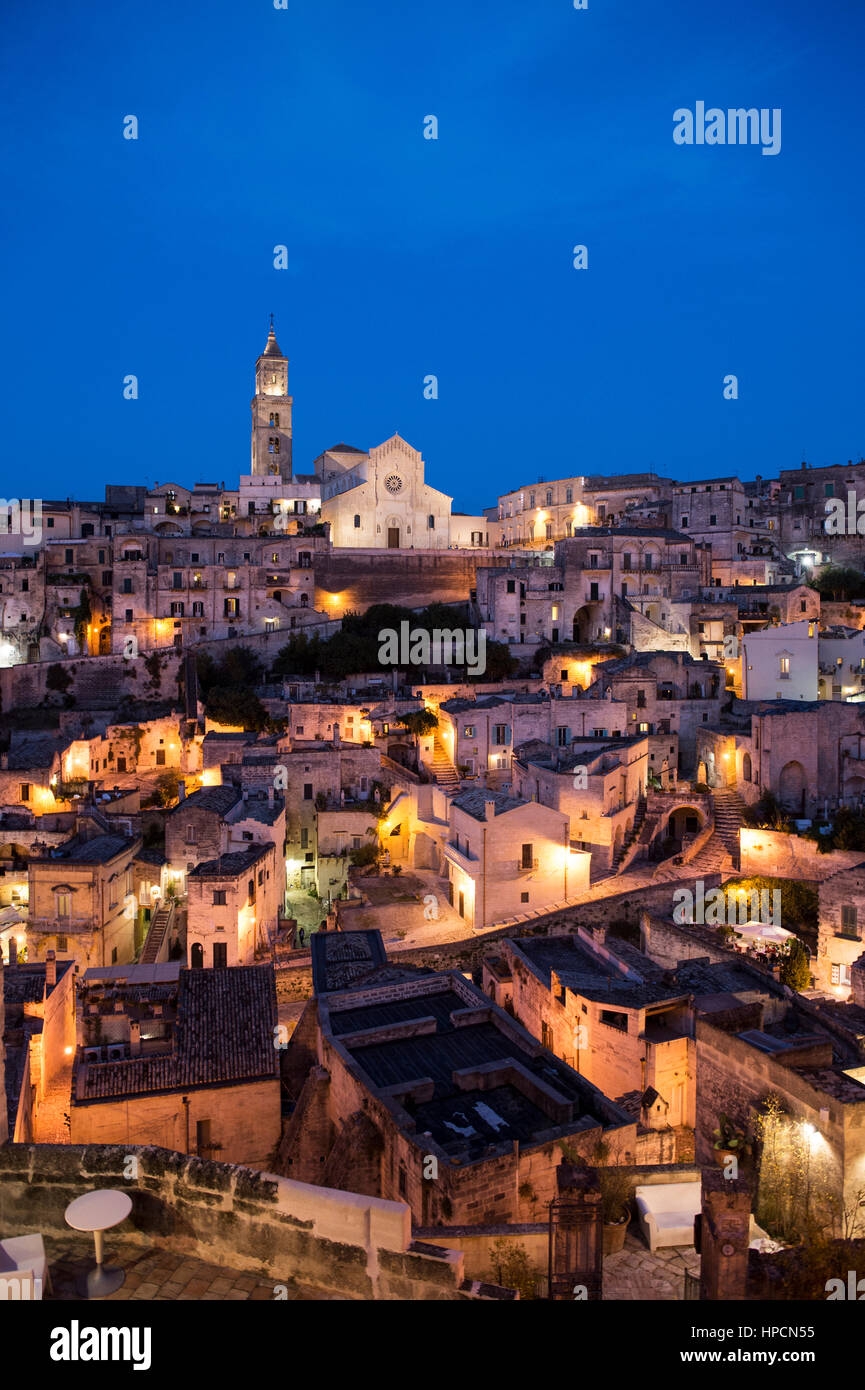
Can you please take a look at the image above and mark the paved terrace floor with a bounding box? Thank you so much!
[603,1232,701,1300]
[44,1236,326,1301]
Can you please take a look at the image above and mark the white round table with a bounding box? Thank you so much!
[65,1189,133,1298]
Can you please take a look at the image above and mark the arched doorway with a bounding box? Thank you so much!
[742,752,752,784]
[611,823,623,868]
[572,607,593,643]
[778,761,806,814]
[190,942,204,968]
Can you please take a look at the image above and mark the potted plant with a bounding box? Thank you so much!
[592,1141,633,1254]
[712,1112,748,1168]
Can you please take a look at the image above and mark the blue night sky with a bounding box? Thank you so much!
[1,0,863,513]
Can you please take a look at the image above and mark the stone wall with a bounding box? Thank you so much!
[0,1143,512,1299]
[741,828,865,881]
[314,549,489,613]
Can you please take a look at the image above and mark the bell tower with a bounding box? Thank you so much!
[251,317,292,479]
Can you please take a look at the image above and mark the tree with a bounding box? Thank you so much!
[205,685,269,731]
[46,663,73,694]
[780,937,811,991]
[397,710,438,739]
[471,639,518,683]
[153,770,181,808]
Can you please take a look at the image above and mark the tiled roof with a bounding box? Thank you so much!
[75,966,278,1100]
[176,785,242,815]
[189,844,272,878]
[39,833,135,864]
[451,789,528,820]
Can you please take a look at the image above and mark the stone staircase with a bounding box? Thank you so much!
[33,1065,73,1144]
[711,787,748,860]
[430,734,460,789]
[612,797,647,874]
[140,902,174,965]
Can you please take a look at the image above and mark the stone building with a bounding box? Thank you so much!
[69,961,280,1166]
[742,619,818,701]
[581,649,722,775]
[186,842,280,967]
[319,433,453,550]
[816,865,865,995]
[26,825,142,969]
[696,699,865,815]
[279,929,636,1226]
[442,788,583,929]
[475,528,712,650]
[512,734,649,873]
[670,476,778,586]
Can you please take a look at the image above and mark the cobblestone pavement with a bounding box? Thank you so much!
[44,1236,323,1301]
[602,1231,701,1300]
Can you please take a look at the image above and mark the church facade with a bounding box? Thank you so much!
[318,434,454,549]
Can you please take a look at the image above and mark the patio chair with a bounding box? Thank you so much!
[0,1234,49,1298]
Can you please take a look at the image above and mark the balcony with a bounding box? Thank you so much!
[514,857,539,873]
[442,841,481,877]
[584,591,603,604]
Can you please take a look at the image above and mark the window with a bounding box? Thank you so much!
[173,571,183,589]
[170,602,184,617]
[589,582,599,601]
[794,485,805,500]
[20,783,30,801]
[506,579,516,593]
[555,726,570,746]
[680,515,688,528]
[521,842,533,869]
[56,934,68,952]
[710,514,717,526]
[122,577,133,593]
[779,656,791,678]
[185,825,196,844]
[463,725,475,738]
[56,893,70,918]
[428,515,435,529]
[196,1119,212,1154]
[303,783,313,800]
[354,514,361,528]
[841,905,858,936]
[155,749,166,766]
[213,890,226,906]
[520,891,530,903]
[600,1009,628,1032]
[493,724,510,746]
[623,553,632,571]
[125,609,133,622]
[65,549,74,564]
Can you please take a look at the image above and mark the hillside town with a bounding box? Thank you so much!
[4,323,865,1305]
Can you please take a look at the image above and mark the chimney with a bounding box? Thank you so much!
[129,1020,141,1056]
[45,949,57,989]
[484,799,496,821]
